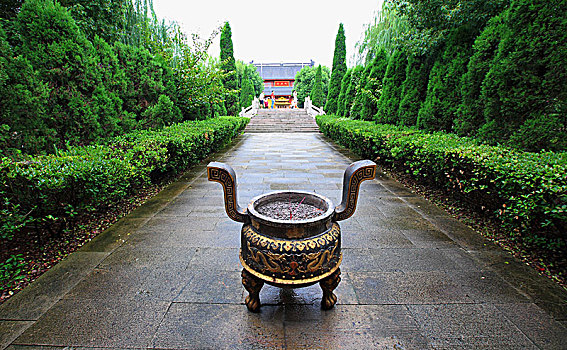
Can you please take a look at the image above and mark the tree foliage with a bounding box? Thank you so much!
[354,2,409,64]
[360,48,389,121]
[455,14,505,137]
[0,0,23,20]
[311,65,325,108]
[239,68,255,109]
[0,0,230,155]
[417,25,477,132]
[336,68,352,117]
[236,61,262,97]
[375,49,407,124]
[389,0,509,54]
[293,65,330,108]
[59,0,127,43]
[0,22,49,153]
[14,0,103,148]
[397,52,435,126]
[325,23,347,114]
[342,65,364,118]
[479,0,567,151]
[220,21,239,116]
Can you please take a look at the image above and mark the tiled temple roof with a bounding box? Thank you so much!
[253,61,315,80]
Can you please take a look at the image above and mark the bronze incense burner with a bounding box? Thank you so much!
[207,160,376,312]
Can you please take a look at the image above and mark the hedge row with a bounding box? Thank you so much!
[0,116,248,240]
[317,115,567,245]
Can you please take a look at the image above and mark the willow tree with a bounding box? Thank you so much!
[325,23,347,114]
[354,2,409,64]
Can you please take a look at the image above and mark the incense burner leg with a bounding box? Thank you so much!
[320,268,341,310]
[242,269,264,312]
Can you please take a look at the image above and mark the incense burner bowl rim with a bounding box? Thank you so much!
[247,190,334,227]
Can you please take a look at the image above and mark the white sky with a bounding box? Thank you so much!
[152,0,383,68]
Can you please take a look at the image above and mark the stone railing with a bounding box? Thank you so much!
[239,97,259,118]
[304,96,325,118]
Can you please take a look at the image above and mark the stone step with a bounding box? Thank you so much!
[244,110,319,133]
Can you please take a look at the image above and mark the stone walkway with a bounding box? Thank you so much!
[1,129,566,349]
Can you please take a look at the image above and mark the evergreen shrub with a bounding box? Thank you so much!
[317,115,567,245]
[375,50,407,125]
[0,117,248,240]
[480,0,567,152]
[336,68,352,117]
[342,65,364,118]
[360,48,388,121]
[325,23,347,114]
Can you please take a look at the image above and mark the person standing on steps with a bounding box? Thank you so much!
[259,92,265,109]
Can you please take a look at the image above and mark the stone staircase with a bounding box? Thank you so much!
[244,109,320,133]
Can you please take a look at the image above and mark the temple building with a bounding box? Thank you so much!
[253,61,314,108]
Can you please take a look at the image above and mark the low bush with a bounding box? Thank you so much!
[317,115,567,246]
[0,116,248,240]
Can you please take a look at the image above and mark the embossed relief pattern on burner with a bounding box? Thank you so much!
[241,224,341,280]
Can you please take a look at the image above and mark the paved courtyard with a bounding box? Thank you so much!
[1,131,566,349]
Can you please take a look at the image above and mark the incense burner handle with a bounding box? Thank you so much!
[333,160,376,222]
[207,162,248,223]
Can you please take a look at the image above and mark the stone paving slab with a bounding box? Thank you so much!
[1,132,566,349]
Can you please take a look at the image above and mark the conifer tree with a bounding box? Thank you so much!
[360,48,388,120]
[325,23,347,114]
[239,67,255,109]
[350,59,374,120]
[220,21,239,116]
[113,41,177,123]
[397,53,435,127]
[480,0,567,151]
[343,65,364,118]
[375,50,407,124]
[311,65,324,107]
[14,0,102,149]
[417,26,477,132]
[0,22,49,154]
[336,68,352,116]
[455,15,505,137]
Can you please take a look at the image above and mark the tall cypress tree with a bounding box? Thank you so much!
[343,65,364,118]
[311,65,324,107]
[220,21,239,116]
[15,0,102,149]
[0,22,49,154]
[481,0,567,151]
[456,14,505,137]
[325,23,347,114]
[360,48,388,121]
[397,52,436,127]
[417,25,477,132]
[239,67,254,108]
[375,50,407,124]
[336,68,352,116]
[350,59,374,120]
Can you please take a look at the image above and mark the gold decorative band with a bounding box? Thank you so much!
[240,253,343,286]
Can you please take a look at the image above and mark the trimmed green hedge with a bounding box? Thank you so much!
[0,116,248,239]
[317,115,567,245]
